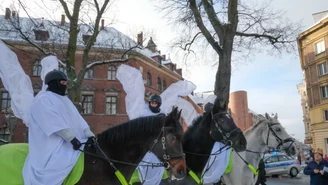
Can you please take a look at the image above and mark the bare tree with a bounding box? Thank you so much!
[156,0,301,109]
[0,0,141,108]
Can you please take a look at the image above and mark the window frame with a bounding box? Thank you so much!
[157,77,162,91]
[146,72,152,86]
[320,85,328,99]
[318,62,328,76]
[107,65,117,80]
[105,96,117,115]
[81,94,94,114]
[32,60,42,76]
[84,67,94,79]
[315,40,325,55]
[0,91,11,113]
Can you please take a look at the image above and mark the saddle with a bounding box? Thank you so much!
[0,143,84,185]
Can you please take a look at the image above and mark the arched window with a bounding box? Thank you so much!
[157,77,162,91]
[163,80,167,90]
[146,72,152,86]
[32,60,42,76]
[107,65,117,80]
[84,68,94,79]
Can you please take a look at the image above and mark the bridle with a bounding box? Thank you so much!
[266,122,295,152]
[211,111,242,146]
[149,125,186,169]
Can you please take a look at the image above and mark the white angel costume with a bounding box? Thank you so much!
[22,56,90,185]
[0,40,34,125]
[116,64,196,185]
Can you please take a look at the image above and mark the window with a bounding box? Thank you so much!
[105,96,117,115]
[315,40,325,54]
[318,63,327,76]
[84,68,94,79]
[1,92,11,113]
[81,95,93,114]
[32,60,42,76]
[157,77,162,91]
[324,110,328,122]
[163,80,167,90]
[146,72,152,86]
[265,156,278,163]
[107,65,117,80]
[278,155,289,161]
[320,86,328,99]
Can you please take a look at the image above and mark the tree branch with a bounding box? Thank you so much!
[86,58,128,70]
[188,0,223,54]
[235,31,294,44]
[201,0,224,39]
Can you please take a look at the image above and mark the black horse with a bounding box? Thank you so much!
[160,99,247,185]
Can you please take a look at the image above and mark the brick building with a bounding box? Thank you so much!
[0,10,191,143]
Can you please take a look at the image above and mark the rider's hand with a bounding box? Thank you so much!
[314,169,320,173]
[70,137,82,150]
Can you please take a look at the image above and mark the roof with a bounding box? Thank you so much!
[298,12,328,39]
[0,15,179,73]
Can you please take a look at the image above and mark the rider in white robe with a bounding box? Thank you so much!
[22,69,94,185]
[116,64,196,185]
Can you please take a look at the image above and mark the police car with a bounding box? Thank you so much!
[263,152,301,177]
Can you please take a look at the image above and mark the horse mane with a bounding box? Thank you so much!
[97,114,166,144]
[243,113,281,135]
[184,111,211,139]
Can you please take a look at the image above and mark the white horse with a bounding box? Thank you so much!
[221,113,296,185]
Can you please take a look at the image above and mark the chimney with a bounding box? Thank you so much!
[137,32,143,46]
[60,14,65,26]
[101,19,104,30]
[5,8,11,19]
[176,68,182,76]
[12,11,16,18]
[162,55,166,61]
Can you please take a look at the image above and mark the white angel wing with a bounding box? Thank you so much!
[176,97,200,126]
[203,94,217,109]
[0,41,34,125]
[116,64,147,120]
[40,56,59,92]
[160,80,196,114]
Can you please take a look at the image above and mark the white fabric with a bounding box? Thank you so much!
[137,152,164,185]
[203,142,231,184]
[176,98,200,126]
[40,56,59,92]
[23,91,89,185]
[0,41,34,125]
[160,80,196,114]
[116,64,196,185]
[203,94,217,109]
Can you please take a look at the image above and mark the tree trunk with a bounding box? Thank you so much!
[214,32,234,111]
[68,83,82,112]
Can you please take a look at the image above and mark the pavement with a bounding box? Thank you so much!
[266,170,310,185]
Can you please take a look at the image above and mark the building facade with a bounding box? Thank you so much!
[298,11,328,153]
[0,10,188,143]
[297,77,312,145]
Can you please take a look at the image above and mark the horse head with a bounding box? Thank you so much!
[151,107,186,180]
[209,98,247,152]
[261,113,296,156]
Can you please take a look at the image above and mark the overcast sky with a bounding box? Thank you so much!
[1,0,328,142]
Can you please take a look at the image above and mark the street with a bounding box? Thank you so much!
[266,173,310,185]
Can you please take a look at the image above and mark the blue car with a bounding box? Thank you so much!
[264,153,301,177]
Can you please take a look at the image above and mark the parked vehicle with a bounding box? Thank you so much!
[264,153,301,177]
